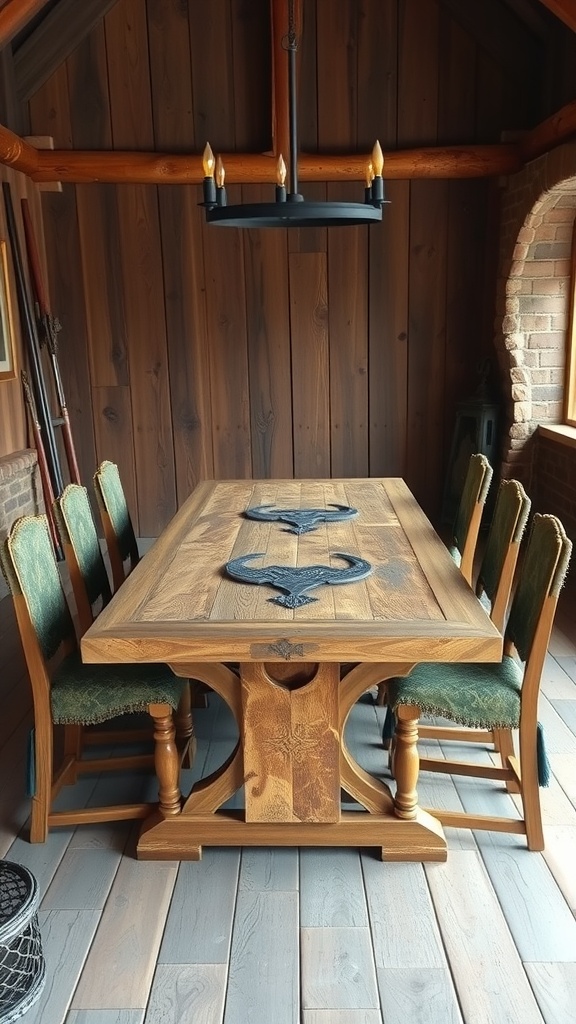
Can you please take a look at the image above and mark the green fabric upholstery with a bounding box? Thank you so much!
[507,513,572,662]
[51,650,186,725]
[55,484,112,609]
[1,516,75,660]
[94,461,139,565]
[452,453,493,557]
[477,479,530,603]
[387,655,523,729]
[388,513,573,788]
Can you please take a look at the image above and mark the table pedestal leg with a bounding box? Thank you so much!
[392,704,420,820]
[149,703,181,817]
[137,664,446,862]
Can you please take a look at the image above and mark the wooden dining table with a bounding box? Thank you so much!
[81,478,502,862]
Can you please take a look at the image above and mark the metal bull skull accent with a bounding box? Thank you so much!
[245,504,357,534]
[225,552,372,608]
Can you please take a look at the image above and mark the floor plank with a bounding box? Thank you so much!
[143,964,227,1024]
[224,891,299,1024]
[524,962,576,1024]
[159,850,240,965]
[426,851,545,1024]
[376,967,463,1024]
[71,859,179,1010]
[25,910,101,1024]
[301,927,380,1010]
[300,849,368,926]
[362,860,447,968]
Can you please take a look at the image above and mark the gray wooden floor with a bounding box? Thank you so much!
[1,587,576,1024]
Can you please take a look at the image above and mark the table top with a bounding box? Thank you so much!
[81,478,502,665]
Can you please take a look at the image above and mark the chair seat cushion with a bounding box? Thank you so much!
[387,655,523,730]
[51,651,186,725]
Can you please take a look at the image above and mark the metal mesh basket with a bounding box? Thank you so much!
[0,862,45,1023]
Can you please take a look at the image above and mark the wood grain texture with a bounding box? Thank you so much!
[81,478,501,666]
[376,967,463,1024]
[144,964,227,1024]
[362,860,447,969]
[426,851,547,1024]
[289,253,330,477]
[158,851,240,965]
[301,927,380,1010]
[225,891,299,1024]
[160,184,214,499]
[524,962,576,1024]
[300,848,368,926]
[71,860,178,1009]
[25,909,100,1024]
[203,189,252,479]
[327,183,369,478]
[67,1012,144,1024]
[243,184,293,478]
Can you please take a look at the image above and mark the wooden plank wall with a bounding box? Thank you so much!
[25,0,544,532]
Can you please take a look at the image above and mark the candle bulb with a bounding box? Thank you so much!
[275,154,287,202]
[215,155,227,206]
[202,142,217,205]
[364,160,374,204]
[371,140,384,205]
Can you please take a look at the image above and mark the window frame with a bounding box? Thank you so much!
[563,219,576,426]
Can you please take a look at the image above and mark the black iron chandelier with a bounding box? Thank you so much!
[200,2,387,228]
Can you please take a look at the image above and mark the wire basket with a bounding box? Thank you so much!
[0,862,45,1023]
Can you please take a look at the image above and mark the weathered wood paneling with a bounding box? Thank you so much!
[24,0,555,526]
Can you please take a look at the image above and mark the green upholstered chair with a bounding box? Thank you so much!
[0,513,186,843]
[387,513,572,850]
[54,482,112,635]
[54,483,195,765]
[450,452,493,586]
[93,460,140,592]
[416,478,531,757]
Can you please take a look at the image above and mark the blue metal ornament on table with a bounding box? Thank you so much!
[245,504,358,534]
[225,552,372,608]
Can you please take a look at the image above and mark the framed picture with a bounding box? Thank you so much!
[0,240,16,382]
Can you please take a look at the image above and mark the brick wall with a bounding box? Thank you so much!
[495,142,576,592]
[0,449,43,599]
[495,142,576,486]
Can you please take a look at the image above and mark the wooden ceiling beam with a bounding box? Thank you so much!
[0,0,51,49]
[13,0,120,102]
[0,119,38,173]
[537,0,576,33]
[520,97,576,161]
[16,143,521,185]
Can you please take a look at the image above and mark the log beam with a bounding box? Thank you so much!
[0,120,39,174]
[27,143,521,185]
[537,0,576,33]
[520,97,576,163]
[0,0,51,49]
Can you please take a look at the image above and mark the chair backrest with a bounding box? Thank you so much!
[452,452,493,586]
[93,460,139,591]
[55,483,112,634]
[476,478,531,632]
[0,516,77,706]
[506,513,572,714]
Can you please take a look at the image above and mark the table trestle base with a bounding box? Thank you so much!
[136,807,447,862]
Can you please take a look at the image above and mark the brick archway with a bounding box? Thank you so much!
[495,142,576,485]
